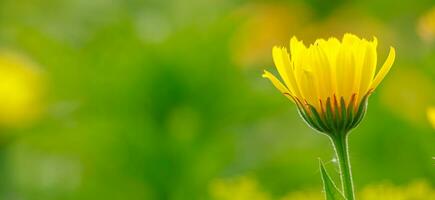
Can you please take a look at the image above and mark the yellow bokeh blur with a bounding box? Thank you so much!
[418,7,435,44]
[280,190,322,200]
[0,51,44,128]
[359,180,435,200]
[380,68,435,126]
[210,176,435,200]
[230,3,311,68]
[427,107,435,129]
[209,176,271,200]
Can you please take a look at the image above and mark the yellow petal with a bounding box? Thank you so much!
[370,47,396,90]
[372,36,378,48]
[262,70,293,101]
[272,47,302,99]
[290,36,301,59]
[323,37,341,61]
[299,69,320,110]
[290,38,309,101]
[320,38,341,95]
[350,39,367,98]
[272,47,291,86]
[289,36,306,70]
[311,46,332,100]
[336,43,356,101]
[358,41,377,101]
[282,48,304,99]
[342,33,361,46]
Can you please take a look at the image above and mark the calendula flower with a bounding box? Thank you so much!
[262,33,396,200]
[427,107,435,129]
[263,33,395,135]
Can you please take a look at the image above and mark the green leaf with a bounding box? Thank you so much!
[319,159,347,200]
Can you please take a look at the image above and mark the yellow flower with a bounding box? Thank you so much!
[428,107,435,129]
[263,33,395,134]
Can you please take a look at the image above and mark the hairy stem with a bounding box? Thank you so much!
[331,134,355,200]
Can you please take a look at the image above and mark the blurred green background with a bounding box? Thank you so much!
[0,0,433,199]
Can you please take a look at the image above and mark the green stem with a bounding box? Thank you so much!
[331,134,355,200]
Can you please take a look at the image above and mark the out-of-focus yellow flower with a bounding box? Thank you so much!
[263,33,395,134]
[418,7,435,44]
[428,107,435,129]
[209,176,271,200]
[0,51,44,128]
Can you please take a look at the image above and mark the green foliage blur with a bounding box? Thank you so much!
[0,0,433,199]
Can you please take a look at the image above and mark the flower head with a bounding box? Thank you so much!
[263,33,395,134]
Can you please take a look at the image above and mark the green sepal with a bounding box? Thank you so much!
[292,97,324,132]
[294,93,371,135]
[288,96,316,130]
[308,104,330,133]
[345,98,355,131]
[349,94,370,130]
[324,98,336,132]
[319,159,347,200]
[295,104,320,131]
[333,97,341,131]
[339,98,347,132]
[351,102,367,129]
